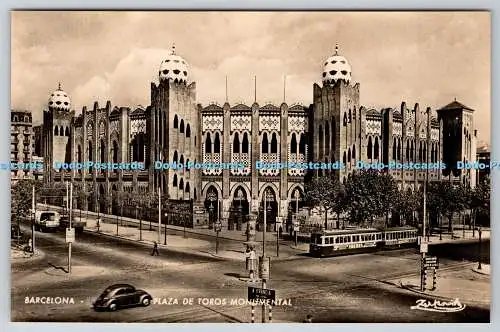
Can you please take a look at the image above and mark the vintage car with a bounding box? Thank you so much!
[93,284,152,311]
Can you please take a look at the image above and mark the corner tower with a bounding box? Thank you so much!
[42,83,75,182]
[149,45,199,200]
[312,44,361,183]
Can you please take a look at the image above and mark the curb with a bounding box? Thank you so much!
[11,249,45,262]
[472,267,490,276]
[83,228,226,260]
[400,283,461,302]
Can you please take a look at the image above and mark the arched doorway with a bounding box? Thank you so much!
[99,185,106,214]
[229,186,249,231]
[111,185,119,215]
[258,187,278,232]
[204,186,219,229]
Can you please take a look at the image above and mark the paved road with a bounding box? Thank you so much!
[11,222,489,323]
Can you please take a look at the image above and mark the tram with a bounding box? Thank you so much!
[309,226,418,257]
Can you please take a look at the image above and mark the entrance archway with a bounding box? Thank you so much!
[258,187,278,232]
[99,185,106,214]
[204,186,219,229]
[229,186,249,231]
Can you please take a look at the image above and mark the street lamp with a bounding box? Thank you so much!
[164,209,168,245]
[209,203,219,254]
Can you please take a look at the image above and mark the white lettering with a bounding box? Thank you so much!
[410,298,466,312]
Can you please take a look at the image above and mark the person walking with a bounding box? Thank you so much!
[303,314,313,323]
[151,241,159,256]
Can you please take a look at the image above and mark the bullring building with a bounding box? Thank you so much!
[34,44,478,230]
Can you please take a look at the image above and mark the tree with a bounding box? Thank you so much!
[395,188,421,227]
[344,170,395,227]
[471,176,490,226]
[11,179,43,225]
[305,176,345,229]
[375,173,399,228]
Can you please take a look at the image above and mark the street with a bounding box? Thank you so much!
[11,221,490,323]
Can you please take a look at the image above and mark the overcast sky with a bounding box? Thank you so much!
[11,11,490,143]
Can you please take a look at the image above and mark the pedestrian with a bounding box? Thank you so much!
[151,241,159,256]
[303,314,313,323]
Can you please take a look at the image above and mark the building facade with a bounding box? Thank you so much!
[10,110,41,181]
[34,45,478,229]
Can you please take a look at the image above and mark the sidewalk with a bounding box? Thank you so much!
[425,229,491,245]
[79,215,304,261]
[398,263,490,309]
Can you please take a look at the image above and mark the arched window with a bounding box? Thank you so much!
[88,141,93,161]
[374,137,379,159]
[343,152,346,164]
[173,151,178,163]
[214,133,221,153]
[423,144,427,162]
[173,115,178,128]
[343,113,347,126]
[112,141,118,163]
[194,188,197,200]
[186,124,191,138]
[299,134,306,154]
[242,132,249,153]
[418,142,422,161]
[392,138,397,160]
[291,133,297,154]
[54,126,59,136]
[60,126,64,136]
[77,145,82,163]
[180,155,184,165]
[397,139,401,161]
[179,178,184,190]
[406,141,410,160]
[352,145,356,160]
[262,133,269,153]
[325,122,330,153]
[205,133,212,153]
[173,174,178,187]
[65,127,70,136]
[233,133,240,153]
[410,140,414,162]
[180,119,185,133]
[348,109,352,123]
[318,125,323,155]
[185,182,190,193]
[347,148,351,161]
[100,140,105,163]
[367,137,373,159]
[271,133,278,153]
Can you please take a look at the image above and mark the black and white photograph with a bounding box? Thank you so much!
[9,11,491,323]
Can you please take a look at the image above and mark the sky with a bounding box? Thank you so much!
[11,11,491,143]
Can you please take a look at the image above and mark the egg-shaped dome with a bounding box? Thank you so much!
[158,45,189,84]
[48,83,71,111]
[322,44,352,85]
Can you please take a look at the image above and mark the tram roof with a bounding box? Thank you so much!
[315,226,417,235]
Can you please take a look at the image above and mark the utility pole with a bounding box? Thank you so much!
[420,109,430,291]
[158,187,161,244]
[68,182,73,274]
[31,185,35,253]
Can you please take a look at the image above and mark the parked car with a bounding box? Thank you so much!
[93,284,152,311]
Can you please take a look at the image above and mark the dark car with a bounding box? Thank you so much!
[93,284,152,311]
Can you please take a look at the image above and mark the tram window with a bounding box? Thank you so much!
[346,236,350,243]
[335,237,339,244]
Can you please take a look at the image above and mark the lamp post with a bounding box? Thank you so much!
[137,205,142,241]
[478,227,482,270]
[209,203,219,254]
[164,209,168,246]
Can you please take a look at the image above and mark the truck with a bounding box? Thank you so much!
[34,210,60,232]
